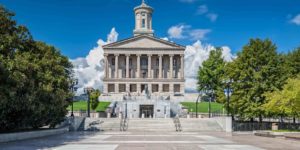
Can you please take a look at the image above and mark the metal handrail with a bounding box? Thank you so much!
[173,117,182,132]
[120,116,129,131]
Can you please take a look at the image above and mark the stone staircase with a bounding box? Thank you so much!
[77,118,121,131]
[127,118,176,132]
[179,118,223,132]
[99,118,121,131]
[78,118,224,132]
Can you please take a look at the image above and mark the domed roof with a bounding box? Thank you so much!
[134,0,153,11]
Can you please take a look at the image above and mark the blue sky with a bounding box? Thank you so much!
[1,0,300,59]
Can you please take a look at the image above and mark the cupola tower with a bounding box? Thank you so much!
[133,0,154,36]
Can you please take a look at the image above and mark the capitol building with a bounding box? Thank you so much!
[100,1,186,118]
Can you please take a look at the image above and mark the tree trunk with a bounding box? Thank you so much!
[293,117,296,124]
[259,115,263,123]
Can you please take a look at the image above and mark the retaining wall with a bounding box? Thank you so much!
[0,127,69,143]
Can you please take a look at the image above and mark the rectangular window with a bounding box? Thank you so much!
[142,19,146,28]
[129,58,132,66]
[112,58,115,66]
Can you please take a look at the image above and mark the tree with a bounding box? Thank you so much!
[285,47,300,77]
[90,89,101,110]
[227,39,284,121]
[0,5,73,131]
[197,48,226,103]
[264,76,300,123]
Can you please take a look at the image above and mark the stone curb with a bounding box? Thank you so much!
[0,127,69,143]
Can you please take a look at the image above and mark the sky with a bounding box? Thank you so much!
[1,0,300,93]
[1,0,300,59]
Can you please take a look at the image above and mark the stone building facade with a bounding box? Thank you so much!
[101,1,185,118]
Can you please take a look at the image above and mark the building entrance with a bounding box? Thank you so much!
[140,105,154,118]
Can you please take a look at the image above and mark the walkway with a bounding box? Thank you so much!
[0,131,299,150]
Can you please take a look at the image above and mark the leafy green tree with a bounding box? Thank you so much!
[264,76,300,122]
[0,5,73,131]
[227,39,284,121]
[90,89,101,110]
[285,47,300,77]
[197,48,226,103]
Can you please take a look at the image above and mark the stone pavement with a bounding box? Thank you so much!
[0,131,299,150]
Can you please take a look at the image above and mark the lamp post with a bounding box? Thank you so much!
[84,87,94,118]
[223,79,233,117]
[203,85,214,118]
[208,90,214,118]
[125,100,128,119]
[195,91,203,118]
[70,79,78,117]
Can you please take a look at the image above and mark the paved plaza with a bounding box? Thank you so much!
[0,131,299,150]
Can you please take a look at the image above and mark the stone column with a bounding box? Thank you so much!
[180,54,184,79]
[180,83,185,94]
[104,54,108,78]
[148,83,152,94]
[115,83,119,93]
[159,83,163,93]
[159,54,163,79]
[137,83,141,94]
[170,83,174,94]
[103,83,108,94]
[126,83,130,93]
[148,54,152,78]
[126,54,130,78]
[115,54,119,78]
[137,54,140,78]
[169,54,173,79]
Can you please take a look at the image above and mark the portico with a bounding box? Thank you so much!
[103,52,185,95]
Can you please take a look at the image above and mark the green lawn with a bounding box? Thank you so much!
[181,102,224,113]
[67,101,111,112]
[272,129,300,132]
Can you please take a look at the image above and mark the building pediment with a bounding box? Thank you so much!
[103,35,185,50]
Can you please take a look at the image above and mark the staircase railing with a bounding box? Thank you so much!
[173,117,182,132]
[120,116,129,131]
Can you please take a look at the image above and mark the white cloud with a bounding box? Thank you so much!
[168,24,211,40]
[167,25,189,39]
[71,28,118,95]
[291,14,300,25]
[160,37,169,41]
[196,5,208,15]
[189,29,211,40]
[179,0,198,3]
[195,5,218,22]
[206,13,218,22]
[184,41,236,92]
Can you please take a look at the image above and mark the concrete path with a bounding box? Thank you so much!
[0,131,299,150]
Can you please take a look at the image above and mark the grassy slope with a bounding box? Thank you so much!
[181,102,224,113]
[67,101,111,112]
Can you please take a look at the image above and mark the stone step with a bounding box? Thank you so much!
[179,118,223,132]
